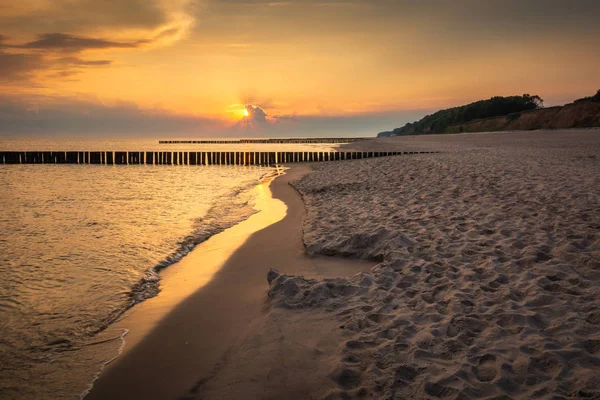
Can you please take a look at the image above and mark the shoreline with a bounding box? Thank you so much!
[83,129,599,399]
[85,165,374,399]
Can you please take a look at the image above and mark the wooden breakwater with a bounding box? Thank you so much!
[158,138,368,144]
[0,151,437,165]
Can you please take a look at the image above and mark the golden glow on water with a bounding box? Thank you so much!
[0,160,269,399]
[107,175,287,350]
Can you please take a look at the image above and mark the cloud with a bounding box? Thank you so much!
[0,94,428,138]
[226,102,430,137]
[2,33,147,53]
[0,94,225,136]
[0,50,114,85]
[56,57,112,66]
[0,0,195,86]
[0,0,194,40]
[244,104,267,123]
[0,51,46,82]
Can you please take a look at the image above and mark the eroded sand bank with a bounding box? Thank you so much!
[268,130,600,399]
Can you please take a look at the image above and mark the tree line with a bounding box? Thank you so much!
[378,94,544,137]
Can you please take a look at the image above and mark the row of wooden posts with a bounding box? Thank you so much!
[0,151,436,165]
[158,138,368,144]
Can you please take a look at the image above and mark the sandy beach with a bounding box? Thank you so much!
[85,129,599,400]
[271,129,600,399]
[85,167,373,399]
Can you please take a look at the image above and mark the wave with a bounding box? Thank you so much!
[88,169,277,339]
[128,179,264,304]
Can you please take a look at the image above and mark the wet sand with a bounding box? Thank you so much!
[85,166,374,400]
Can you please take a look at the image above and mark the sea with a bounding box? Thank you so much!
[0,138,336,400]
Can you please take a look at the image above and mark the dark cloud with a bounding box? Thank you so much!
[195,0,600,48]
[0,51,46,81]
[0,94,428,137]
[3,33,147,53]
[0,51,113,84]
[244,104,267,123]
[48,70,82,79]
[0,95,224,136]
[0,0,174,36]
[56,57,113,66]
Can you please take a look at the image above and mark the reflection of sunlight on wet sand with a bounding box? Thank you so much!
[108,174,287,353]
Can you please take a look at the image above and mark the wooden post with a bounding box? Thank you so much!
[40,151,50,163]
[90,152,101,164]
[65,151,77,164]
[106,152,114,165]
[4,152,17,164]
[115,152,126,165]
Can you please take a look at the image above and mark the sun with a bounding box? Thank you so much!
[242,108,249,117]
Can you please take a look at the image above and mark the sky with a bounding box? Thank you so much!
[1,0,599,137]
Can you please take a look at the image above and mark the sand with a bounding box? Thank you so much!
[266,129,600,399]
[84,167,373,400]
[86,129,599,400]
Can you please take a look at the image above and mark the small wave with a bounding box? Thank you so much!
[79,328,129,400]
[78,168,276,399]
[84,169,276,339]
[127,174,269,305]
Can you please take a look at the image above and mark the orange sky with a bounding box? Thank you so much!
[1,0,599,136]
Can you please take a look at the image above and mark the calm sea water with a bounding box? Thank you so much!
[0,139,336,400]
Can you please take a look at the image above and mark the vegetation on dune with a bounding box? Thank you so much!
[574,89,600,104]
[378,94,544,137]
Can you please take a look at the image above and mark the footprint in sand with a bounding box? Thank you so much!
[472,353,499,382]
